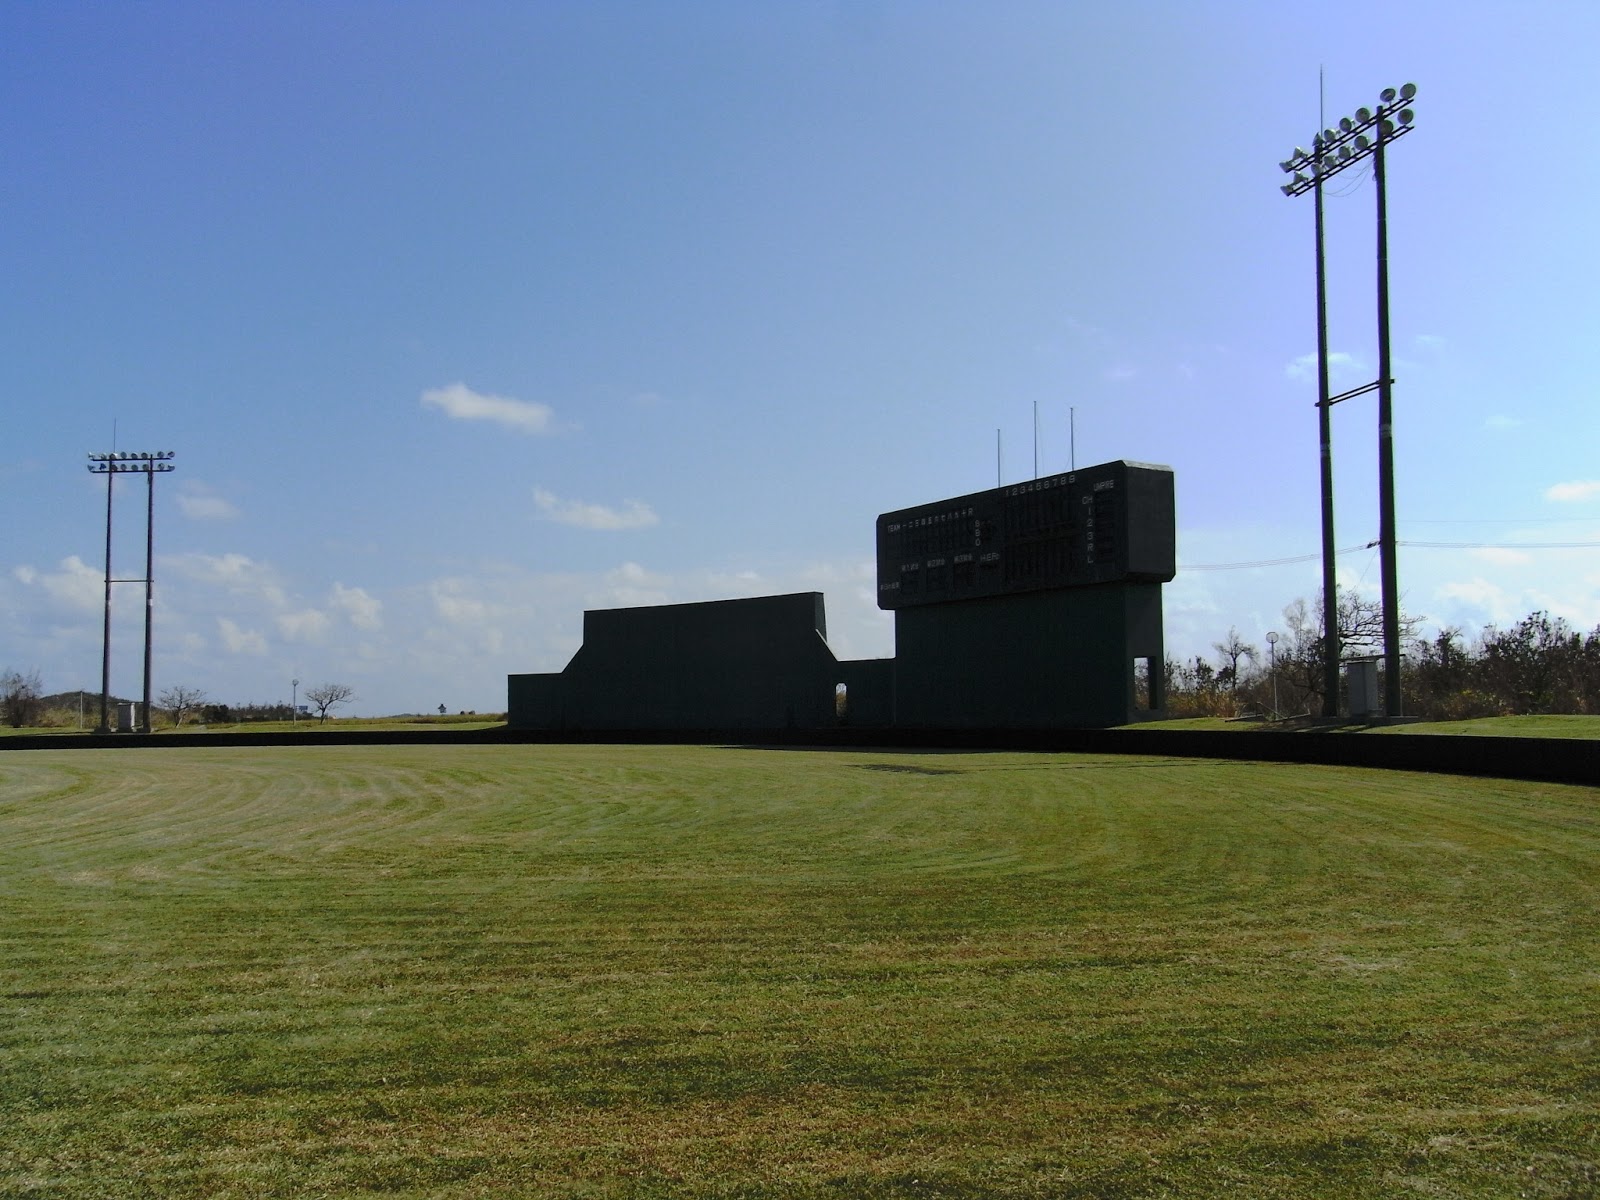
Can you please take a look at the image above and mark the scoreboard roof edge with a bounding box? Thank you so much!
[876,459,1171,522]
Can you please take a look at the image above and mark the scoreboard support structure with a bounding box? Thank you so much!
[877,460,1175,728]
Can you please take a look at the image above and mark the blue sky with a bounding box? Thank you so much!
[4,2,1597,716]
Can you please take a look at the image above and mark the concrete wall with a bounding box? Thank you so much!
[836,657,895,728]
[506,671,564,731]
[511,583,1164,732]
[510,592,883,731]
[892,582,1165,728]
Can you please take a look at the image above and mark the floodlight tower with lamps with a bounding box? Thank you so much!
[1279,82,1416,717]
[1277,126,1341,718]
[86,451,176,734]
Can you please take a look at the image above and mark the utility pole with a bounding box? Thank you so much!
[94,458,114,734]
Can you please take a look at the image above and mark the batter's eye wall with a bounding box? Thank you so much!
[508,592,888,732]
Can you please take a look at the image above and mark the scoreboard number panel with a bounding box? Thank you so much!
[876,460,1175,610]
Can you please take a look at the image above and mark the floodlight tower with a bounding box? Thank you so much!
[1277,128,1341,717]
[1279,82,1417,717]
[87,451,176,733]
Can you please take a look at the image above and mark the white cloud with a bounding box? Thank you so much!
[276,609,331,642]
[330,582,382,630]
[218,618,267,656]
[421,382,555,434]
[430,579,492,627]
[21,555,103,613]
[534,488,659,531]
[1484,415,1523,431]
[176,483,239,520]
[420,575,534,658]
[1286,351,1360,383]
[1435,578,1519,625]
[168,552,288,608]
[1546,480,1600,503]
[1102,364,1138,382]
[607,562,666,587]
[598,561,671,608]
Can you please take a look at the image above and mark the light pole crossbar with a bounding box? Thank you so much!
[1282,125,1413,196]
[1320,379,1389,408]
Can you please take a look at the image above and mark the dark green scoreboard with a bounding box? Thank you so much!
[876,460,1175,610]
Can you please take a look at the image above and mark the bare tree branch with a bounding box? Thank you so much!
[158,684,208,728]
[303,682,356,724]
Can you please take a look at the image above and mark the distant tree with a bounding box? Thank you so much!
[1404,627,1490,719]
[1271,589,1419,716]
[158,684,208,728]
[304,682,356,723]
[1,668,44,728]
[1162,655,1234,718]
[1476,611,1586,715]
[1213,627,1257,693]
[230,701,291,722]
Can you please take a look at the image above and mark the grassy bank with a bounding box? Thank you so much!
[1,744,1595,1197]
[1136,713,1600,738]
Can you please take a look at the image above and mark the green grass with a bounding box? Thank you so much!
[171,714,508,733]
[1,714,508,737]
[1,744,1596,1198]
[1363,714,1600,739]
[1136,714,1600,738]
[1124,716,1268,732]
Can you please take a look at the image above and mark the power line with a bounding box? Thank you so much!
[1405,517,1600,526]
[1180,537,1600,572]
[1402,539,1600,551]
[1180,544,1371,572]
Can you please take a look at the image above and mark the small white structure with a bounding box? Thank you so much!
[1346,658,1381,719]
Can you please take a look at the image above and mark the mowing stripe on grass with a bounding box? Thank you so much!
[1,744,1596,1198]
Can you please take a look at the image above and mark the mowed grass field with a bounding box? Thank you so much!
[1,745,1596,1198]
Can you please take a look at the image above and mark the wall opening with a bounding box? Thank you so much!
[835,682,848,723]
[1133,657,1157,713]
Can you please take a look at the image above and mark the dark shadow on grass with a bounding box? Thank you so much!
[724,744,1245,773]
